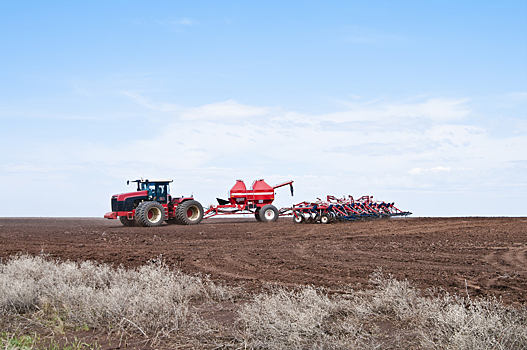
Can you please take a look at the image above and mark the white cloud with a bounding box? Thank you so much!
[175,18,195,26]
[508,92,527,101]
[2,95,526,216]
[121,91,180,112]
[408,166,451,175]
[180,100,269,120]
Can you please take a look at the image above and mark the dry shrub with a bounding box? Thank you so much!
[1,256,525,349]
[236,269,527,349]
[366,269,527,349]
[0,255,232,339]
[236,286,377,349]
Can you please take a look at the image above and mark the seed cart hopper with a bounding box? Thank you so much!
[203,179,294,222]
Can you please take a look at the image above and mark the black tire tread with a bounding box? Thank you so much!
[175,200,204,225]
[259,204,279,223]
[135,201,165,227]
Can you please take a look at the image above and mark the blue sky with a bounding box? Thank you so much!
[1,1,526,217]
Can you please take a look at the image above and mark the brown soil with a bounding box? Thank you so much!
[1,217,526,305]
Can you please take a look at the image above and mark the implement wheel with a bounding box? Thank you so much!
[176,200,204,225]
[259,205,278,223]
[293,211,305,224]
[255,211,262,222]
[136,201,165,227]
[320,214,330,224]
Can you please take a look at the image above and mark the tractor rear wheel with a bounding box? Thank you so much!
[136,201,165,227]
[119,216,137,227]
[259,205,279,223]
[176,200,204,225]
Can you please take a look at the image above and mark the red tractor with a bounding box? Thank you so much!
[104,179,203,227]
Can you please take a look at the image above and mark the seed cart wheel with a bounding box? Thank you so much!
[255,210,262,222]
[137,201,165,227]
[293,211,305,224]
[259,205,279,223]
[119,216,137,227]
[320,214,330,224]
[176,200,204,225]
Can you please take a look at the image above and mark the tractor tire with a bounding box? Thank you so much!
[134,202,148,226]
[259,205,279,223]
[175,200,204,225]
[293,211,304,224]
[320,214,330,224]
[119,216,137,227]
[136,201,165,227]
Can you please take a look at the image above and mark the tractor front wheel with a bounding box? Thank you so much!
[176,200,204,225]
[259,205,279,223]
[136,201,165,227]
[119,216,137,227]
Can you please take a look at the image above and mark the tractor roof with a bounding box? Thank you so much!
[132,179,173,183]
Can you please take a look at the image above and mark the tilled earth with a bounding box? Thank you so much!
[1,216,526,305]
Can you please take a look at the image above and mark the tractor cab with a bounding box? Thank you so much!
[129,179,172,204]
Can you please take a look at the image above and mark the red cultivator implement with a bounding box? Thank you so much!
[285,195,411,224]
[203,179,294,222]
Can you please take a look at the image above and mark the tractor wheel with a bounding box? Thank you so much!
[293,211,304,224]
[136,201,165,227]
[134,202,147,226]
[176,200,204,225]
[119,216,137,227]
[259,205,278,223]
[320,214,330,224]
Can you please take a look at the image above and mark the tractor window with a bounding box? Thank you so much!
[145,183,156,199]
[155,184,168,203]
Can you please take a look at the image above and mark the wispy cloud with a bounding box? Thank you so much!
[121,91,180,112]
[172,18,195,26]
[408,166,451,175]
[3,96,526,216]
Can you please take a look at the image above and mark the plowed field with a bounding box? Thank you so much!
[1,217,526,305]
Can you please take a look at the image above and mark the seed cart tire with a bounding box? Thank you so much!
[259,205,279,223]
[176,200,204,225]
[255,211,262,222]
[320,214,330,224]
[136,201,165,227]
[119,216,137,227]
[293,212,305,224]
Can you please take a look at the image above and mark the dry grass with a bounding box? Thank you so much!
[0,255,233,347]
[1,256,526,349]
